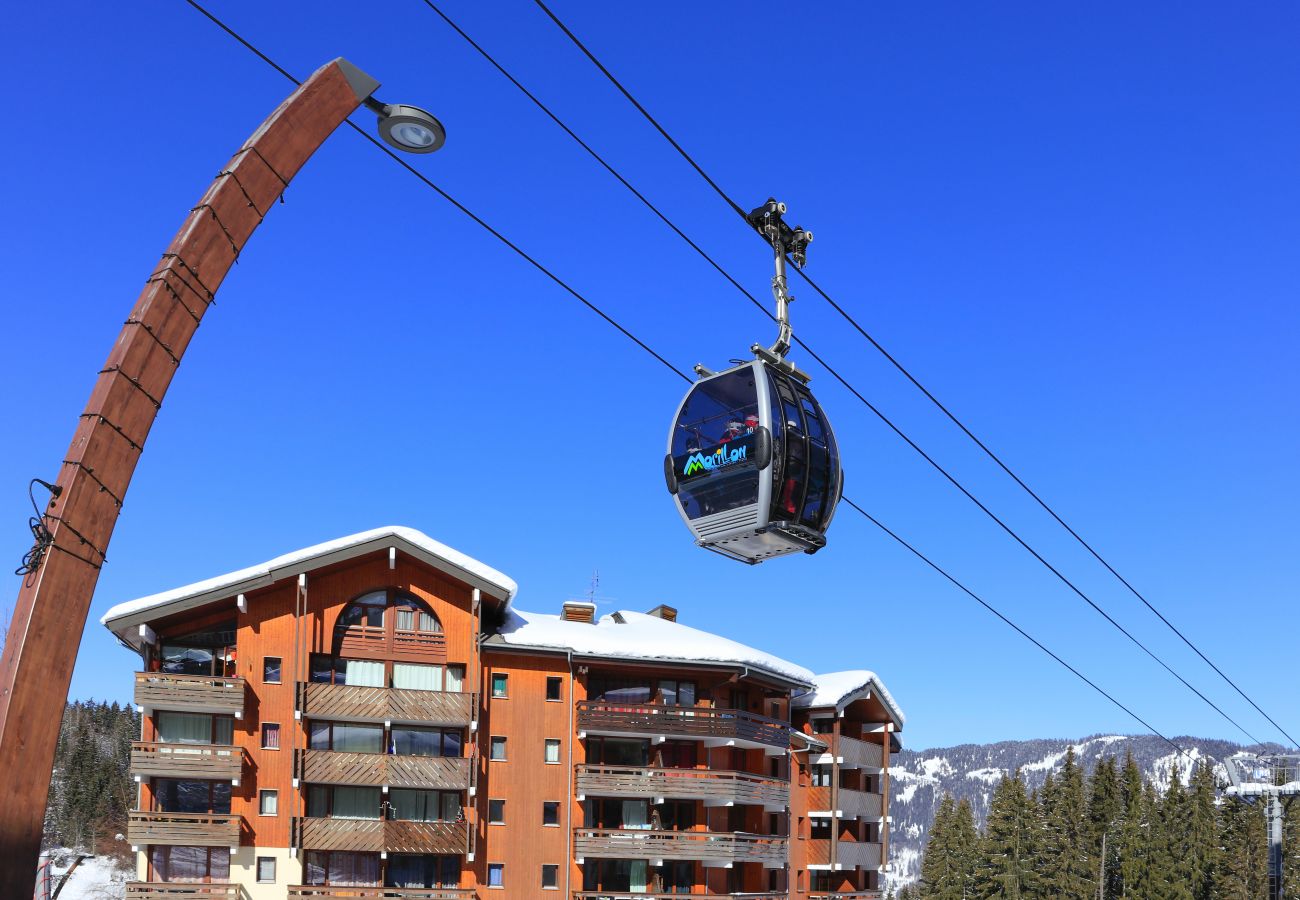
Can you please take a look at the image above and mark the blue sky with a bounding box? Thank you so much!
[1,1,1296,750]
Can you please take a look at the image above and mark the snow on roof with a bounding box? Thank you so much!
[100,526,517,639]
[488,608,815,687]
[793,669,906,729]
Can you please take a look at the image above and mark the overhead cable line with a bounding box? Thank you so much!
[530,0,1292,749]
[423,0,1265,746]
[185,0,1195,763]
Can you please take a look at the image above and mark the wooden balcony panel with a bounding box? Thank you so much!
[134,673,245,717]
[298,750,472,790]
[834,736,883,771]
[577,703,790,750]
[336,626,448,665]
[125,885,239,899]
[298,682,473,726]
[294,818,469,855]
[387,754,472,789]
[573,829,787,865]
[127,811,240,847]
[833,840,883,871]
[289,889,474,900]
[809,893,883,899]
[130,742,243,781]
[807,785,832,811]
[573,894,787,900]
[838,788,883,820]
[807,839,832,866]
[577,765,788,808]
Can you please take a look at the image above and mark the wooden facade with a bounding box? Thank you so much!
[107,534,900,899]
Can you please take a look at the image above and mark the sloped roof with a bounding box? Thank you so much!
[100,526,517,646]
[794,669,906,729]
[486,608,815,688]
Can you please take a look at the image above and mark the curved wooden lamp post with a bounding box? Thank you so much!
[0,57,392,892]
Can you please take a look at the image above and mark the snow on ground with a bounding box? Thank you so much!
[45,854,129,900]
[966,766,1005,784]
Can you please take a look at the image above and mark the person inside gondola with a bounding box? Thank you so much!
[718,419,746,444]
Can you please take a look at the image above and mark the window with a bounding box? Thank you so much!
[259,790,278,816]
[261,723,280,750]
[390,789,460,822]
[812,717,834,734]
[157,623,236,677]
[307,785,381,819]
[153,780,231,815]
[542,801,560,826]
[542,864,558,889]
[488,864,504,888]
[490,737,507,761]
[309,721,383,754]
[491,673,508,698]
[445,664,465,693]
[393,662,443,692]
[811,765,833,787]
[392,725,463,758]
[544,739,561,764]
[149,845,229,882]
[303,851,380,886]
[545,676,562,701]
[488,799,505,824]
[263,657,282,684]
[256,857,275,883]
[156,712,233,746]
[586,737,649,766]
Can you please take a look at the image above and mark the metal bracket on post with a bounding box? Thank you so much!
[1223,753,1299,900]
[746,198,813,380]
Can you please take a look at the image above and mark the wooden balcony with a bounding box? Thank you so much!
[806,786,882,821]
[297,682,474,726]
[134,673,245,717]
[577,702,790,751]
[127,810,241,847]
[289,890,474,900]
[336,624,449,664]
[130,742,243,782]
[576,765,788,809]
[573,829,787,866]
[809,893,882,899]
[806,839,882,871]
[821,733,883,769]
[125,885,239,899]
[297,749,472,790]
[293,817,470,855]
[573,894,787,900]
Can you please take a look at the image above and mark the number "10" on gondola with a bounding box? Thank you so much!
[664,200,844,563]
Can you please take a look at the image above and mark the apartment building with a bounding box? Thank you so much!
[101,526,904,899]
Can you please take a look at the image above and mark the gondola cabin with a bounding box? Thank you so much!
[664,359,842,563]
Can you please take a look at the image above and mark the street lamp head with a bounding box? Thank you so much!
[372,103,445,154]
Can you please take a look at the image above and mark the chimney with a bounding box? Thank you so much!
[561,601,596,624]
[646,604,678,622]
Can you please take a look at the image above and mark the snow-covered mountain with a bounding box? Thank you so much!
[886,733,1280,891]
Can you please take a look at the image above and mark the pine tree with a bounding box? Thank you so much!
[1285,796,1300,900]
[1213,795,1268,900]
[975,770,1037,899]
[1118,749,1150,898]
[1187,762,1219,900]
[1040,747,1094,899]
[921,793,978,900]
[1088,755,1123,898]
[1150,765,1195,900]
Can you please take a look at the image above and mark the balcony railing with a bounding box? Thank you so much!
[297,682,474,726]
[832,736,884,770]
[807,839,882,871]
[297,749,473,790]
[577,702,790,751]
[573,894,788,900]
[289,889,475,900]
[134,673,245,717]
[335,624,449,664]
[809,893,883,900]
[292,817,470,855]
[576,765,788,809]
[125,885,239,899]
[130,742,244,782]
[806,786,883,821]
[573,829,787,865]
[127,810,241,847]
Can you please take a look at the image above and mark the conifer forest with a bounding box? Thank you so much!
[894,747,1299,900]
[42,699,139,859]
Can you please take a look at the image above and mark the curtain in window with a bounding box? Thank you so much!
[157,712,212,744]
[332,786,381,819]
[622,800,648,829]
[213,717,233,746]
[329,852,381,886]
[440,792,461,822]
[307,786,329,818]
[152,846,227,882]
[387,854,431,889]
[345,659,385,687]
[445,666,464,693]
[395,609,415,631]
[304,851,327,885]
[545,741,560,763]
[630,860,648,893]
[393,663,442,692]
[392,726,439,757]
[389,789,434,822]
[334,724,383,754]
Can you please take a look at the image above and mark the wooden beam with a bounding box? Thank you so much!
[0,57,381,893]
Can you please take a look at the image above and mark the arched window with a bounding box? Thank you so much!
[333,589,446,663]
